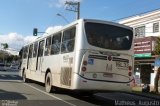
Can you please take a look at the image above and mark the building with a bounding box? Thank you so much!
[119,9,160,87]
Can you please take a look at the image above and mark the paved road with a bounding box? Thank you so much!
[0,71,108,106]
[0,71,159,106]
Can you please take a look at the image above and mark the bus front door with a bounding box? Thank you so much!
[36,40,44,81]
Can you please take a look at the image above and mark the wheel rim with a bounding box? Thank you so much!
[46,74,52,92]
[46,77,51,87]
[23,72,26,82]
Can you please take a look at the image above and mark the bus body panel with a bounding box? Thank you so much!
[42,55,61,85]
[20,19,134,92]
[79,50,133,82]
[71,50,133,91]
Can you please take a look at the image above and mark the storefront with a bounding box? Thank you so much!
[134,36,158,85]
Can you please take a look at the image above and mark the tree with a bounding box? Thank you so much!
[1,43,9,63]
[153,38,160,93]
[1,43,8,50]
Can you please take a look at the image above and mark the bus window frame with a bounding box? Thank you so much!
[61,26,76,54]
[38,40,45,57]
[22,46,29,59]
[45,36,51,56]
[28,44,33,58]
[33,42,38,58]
[51,33,62,55]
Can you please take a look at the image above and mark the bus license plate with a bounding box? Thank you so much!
[116,61,128,68]
[103,73,113,78]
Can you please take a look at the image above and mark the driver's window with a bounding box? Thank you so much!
[61,27,76,53]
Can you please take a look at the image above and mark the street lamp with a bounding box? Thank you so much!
[56,13,69,23]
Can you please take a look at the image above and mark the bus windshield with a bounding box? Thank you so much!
[85,22,133,50]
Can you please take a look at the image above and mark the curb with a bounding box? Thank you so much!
[123,92,160,100]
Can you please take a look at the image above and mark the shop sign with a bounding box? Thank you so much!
[134,53,151,57]
[134,36,158,57]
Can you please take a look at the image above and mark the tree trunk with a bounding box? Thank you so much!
[153,67,160,93]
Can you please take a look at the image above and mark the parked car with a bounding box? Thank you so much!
[10,64,19,71]
[0,63,6,71]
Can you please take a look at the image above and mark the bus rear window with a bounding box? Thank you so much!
[85,22,133,50]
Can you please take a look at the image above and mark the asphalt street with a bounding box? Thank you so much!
[0,71,159,106]
[0,71,108,106]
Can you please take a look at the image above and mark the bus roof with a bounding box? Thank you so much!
[23,18,132,47]
[83,19,132,30]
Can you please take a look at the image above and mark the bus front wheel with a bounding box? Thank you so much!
[45,72,53,93]
[23,71,29,83]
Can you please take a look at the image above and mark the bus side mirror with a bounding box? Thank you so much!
[33,28,38,36]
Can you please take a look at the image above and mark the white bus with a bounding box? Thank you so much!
[20,19,134,93]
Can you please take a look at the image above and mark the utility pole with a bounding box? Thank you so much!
[65,1,80,20]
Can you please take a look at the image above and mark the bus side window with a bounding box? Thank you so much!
[29,44,33,58]
[45,37,51,56]
[23,46,28,59]
[61,27,76,53]
[51,33,61,55]
[38,40,44,57]
[19,48,23,59]
[33,42,38,58]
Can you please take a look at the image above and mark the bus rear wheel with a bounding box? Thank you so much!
[45,72,53,93]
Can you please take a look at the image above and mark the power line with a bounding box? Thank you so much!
[65,1,80,20]
[112,8,160,22]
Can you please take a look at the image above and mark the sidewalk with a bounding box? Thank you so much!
[95,87,160,101]
[131,86,160,100]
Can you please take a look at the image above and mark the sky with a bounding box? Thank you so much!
[0,0,160,52]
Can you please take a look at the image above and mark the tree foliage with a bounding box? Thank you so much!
[154,38,160,55]
[0,52,20,62]
[1,43,8,50]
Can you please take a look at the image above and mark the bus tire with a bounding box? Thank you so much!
[45,72,53,93]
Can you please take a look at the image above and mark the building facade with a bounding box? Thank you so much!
[119,9,160,87]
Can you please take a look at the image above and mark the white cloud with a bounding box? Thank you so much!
[8,33,24,41]
[45,25,63,35]
[0,26,63,52]
[0,33,38,51]
[48,0,82,8]
[24,36,38,44]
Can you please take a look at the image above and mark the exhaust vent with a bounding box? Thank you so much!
[60,67,72,86]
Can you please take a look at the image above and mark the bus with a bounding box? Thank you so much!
[20,19,134,93]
